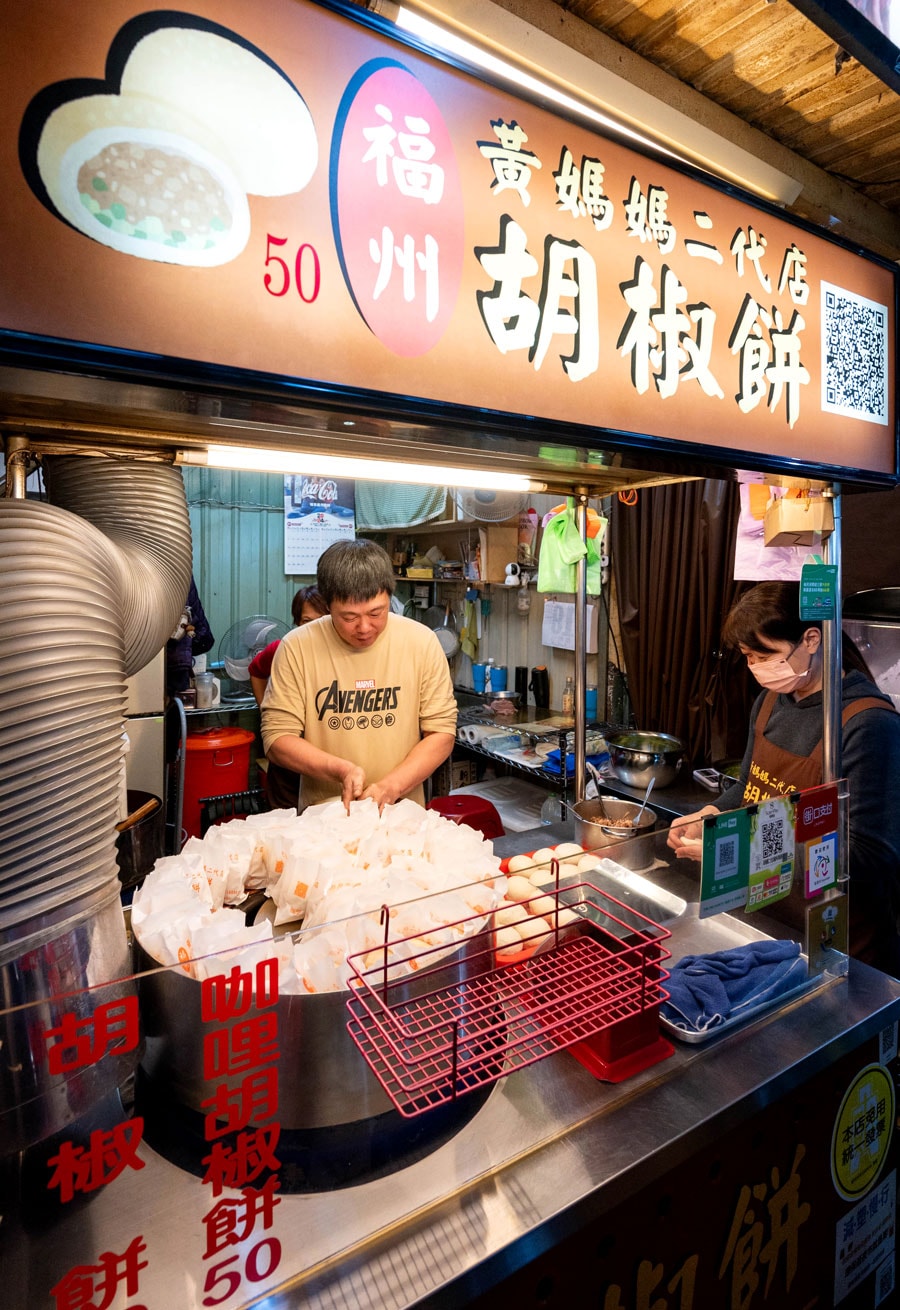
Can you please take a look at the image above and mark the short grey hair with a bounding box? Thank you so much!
[317,539,395,605]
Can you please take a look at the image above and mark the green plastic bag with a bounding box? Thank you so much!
[537,508,586,592]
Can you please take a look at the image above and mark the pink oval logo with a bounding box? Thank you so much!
[332,60,464,357]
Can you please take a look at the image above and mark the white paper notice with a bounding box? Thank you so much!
[541,600,598,653]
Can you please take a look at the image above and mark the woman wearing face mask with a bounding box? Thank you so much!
[667,580,900,975]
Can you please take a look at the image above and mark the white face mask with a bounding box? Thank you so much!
[750,641,813,694]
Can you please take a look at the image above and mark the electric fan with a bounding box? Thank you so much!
[216,614,290,686]
[455,488,530,522]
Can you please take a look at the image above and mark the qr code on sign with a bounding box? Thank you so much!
[760,819,782,865]
[821,281,888,425]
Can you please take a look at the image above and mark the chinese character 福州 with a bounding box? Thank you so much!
[361,104,445,204]
[369,227,440,322]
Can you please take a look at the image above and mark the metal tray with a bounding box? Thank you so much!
[659,966,818,1045]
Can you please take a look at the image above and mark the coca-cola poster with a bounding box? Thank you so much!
[283,474,355,574]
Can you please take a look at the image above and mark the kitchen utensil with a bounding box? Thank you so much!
[632,777,655,825]
[529,665,549,708]
[573,796,658,872]
[434,602,459,658]
[488,689,520,707]
[606,731,685,789]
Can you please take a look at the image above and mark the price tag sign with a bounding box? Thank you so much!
[699,808,750,918]
[799,559,837,620]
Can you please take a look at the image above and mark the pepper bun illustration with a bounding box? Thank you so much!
[20,13,318,267]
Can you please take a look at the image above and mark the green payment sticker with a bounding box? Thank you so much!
[699,809,750,918]
[746,796,795,911]
[800,560,837,620]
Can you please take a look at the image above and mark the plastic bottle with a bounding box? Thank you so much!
[562,675,575,716]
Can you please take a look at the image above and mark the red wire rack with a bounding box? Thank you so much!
[345,880,672,1118]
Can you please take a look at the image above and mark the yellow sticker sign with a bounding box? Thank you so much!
[831,1062,895,1201]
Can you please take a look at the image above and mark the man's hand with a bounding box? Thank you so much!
[360,779,400,813]
[340,763,366,812]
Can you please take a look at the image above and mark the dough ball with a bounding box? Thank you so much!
[506,875,537,902]
[529,868,559,888]
[531,847,557,866]
[578,855,601,872]
[553,906,582,929]
[507,853,536,875]
[553,842,584,864]
[495,902,530,928]
[527,895,558,920]
[494,925,527,955]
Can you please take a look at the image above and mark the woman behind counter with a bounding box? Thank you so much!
[668,580,900,976]
[250,585,328,810]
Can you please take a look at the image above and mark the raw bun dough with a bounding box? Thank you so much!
[495,902,530,928]
[507,853,537,875]
[531,847,556,866]
[578,855,601,872]
[529,868,559,888]
[494,925,527,954]
[553,842,584,864]
[506,875,538,903]
[527,895,558,920]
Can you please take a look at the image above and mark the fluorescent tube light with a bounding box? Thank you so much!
[395,3,803,206]
[181,445,546,492]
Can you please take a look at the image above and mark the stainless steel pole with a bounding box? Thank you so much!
[821,485,842,782]
[574,489,588,802]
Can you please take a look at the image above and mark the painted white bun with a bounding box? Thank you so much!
[505,875,537,903]
[120,24,318,194]
[507,853,537,875]
[36,24,317,266]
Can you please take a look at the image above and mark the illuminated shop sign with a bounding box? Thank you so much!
[1,0,896,475]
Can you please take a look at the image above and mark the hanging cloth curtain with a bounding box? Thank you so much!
[609,479,755,765]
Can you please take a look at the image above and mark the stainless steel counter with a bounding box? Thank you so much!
[12,831,900,1310]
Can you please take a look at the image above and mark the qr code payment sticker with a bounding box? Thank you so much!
[821,281,888,425]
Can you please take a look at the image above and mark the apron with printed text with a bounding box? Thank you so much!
[741,692,888,959]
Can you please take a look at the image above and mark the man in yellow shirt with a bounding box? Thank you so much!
[262,539,457,811]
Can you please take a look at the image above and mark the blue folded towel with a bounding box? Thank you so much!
[544,749,610,777]
[660,940,806,1034]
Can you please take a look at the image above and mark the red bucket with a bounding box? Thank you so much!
[182,727,255,842]
[427,795,504,839]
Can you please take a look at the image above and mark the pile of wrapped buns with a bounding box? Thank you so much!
[131,798,505,992]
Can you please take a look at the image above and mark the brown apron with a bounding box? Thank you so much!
[740,692,888,956]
